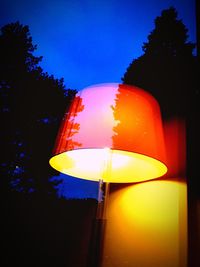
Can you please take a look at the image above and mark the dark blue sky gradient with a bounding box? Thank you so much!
[0,0,196,198]
[0,0,196,90]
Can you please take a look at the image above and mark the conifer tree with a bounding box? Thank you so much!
[122,7,197,118]
[0,22,76,195]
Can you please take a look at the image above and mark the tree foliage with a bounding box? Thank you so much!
[0,22,76,195]
[122,7,197,119]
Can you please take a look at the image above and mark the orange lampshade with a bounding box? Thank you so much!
[49,83,167,183]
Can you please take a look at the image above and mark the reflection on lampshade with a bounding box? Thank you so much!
[49,83,167,182]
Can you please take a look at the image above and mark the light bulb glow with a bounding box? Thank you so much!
[49,148,167,183]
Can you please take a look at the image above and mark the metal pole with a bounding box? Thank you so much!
[87,149,112,267]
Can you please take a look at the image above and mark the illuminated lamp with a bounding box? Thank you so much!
[49,83,167,266]
[49,83,167,184]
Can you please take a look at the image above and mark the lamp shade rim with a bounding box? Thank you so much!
[78,83,158,104]
[49,148,168,183]
[51,147,167,165]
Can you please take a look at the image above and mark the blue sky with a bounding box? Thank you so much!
[0,0,196,198]
[0,0,196,90]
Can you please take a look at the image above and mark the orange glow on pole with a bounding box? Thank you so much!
[49,83,167,182]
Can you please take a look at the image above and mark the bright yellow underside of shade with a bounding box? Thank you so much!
[49,149,167,183]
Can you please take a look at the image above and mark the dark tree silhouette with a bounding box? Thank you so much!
[0,22,76,195]
[0,21,98,267]
[122,7,197,119]
[122,7,200,267]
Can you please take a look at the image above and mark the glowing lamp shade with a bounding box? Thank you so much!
[49,83,167,183]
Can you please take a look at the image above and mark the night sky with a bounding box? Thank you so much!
[1,0,196,198]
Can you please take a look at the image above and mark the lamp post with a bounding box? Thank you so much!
[49,83,167,266]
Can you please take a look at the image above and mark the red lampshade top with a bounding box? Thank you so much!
[49,83,167,183]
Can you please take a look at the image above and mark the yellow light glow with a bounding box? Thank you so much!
[102,180,187,267]
[49,148,167,182]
